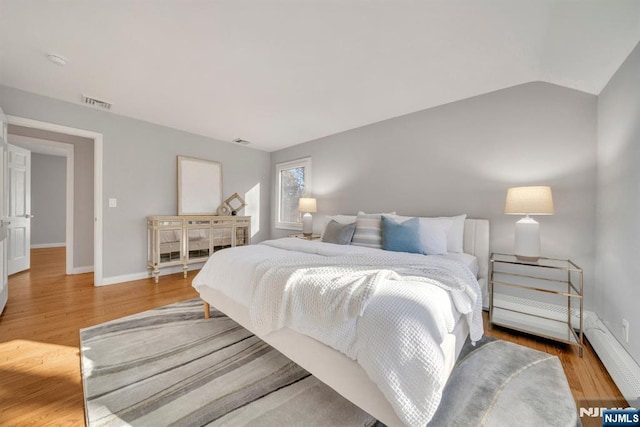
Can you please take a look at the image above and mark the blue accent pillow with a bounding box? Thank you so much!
[381,216,422,254]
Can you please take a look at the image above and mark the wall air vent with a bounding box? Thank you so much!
[82,95,112,110]
[233,138,251,145]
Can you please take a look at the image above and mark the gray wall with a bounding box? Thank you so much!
[271,82,598,310]
[30,153,66,245]
[0,85,272,280]
[596,42,640,362]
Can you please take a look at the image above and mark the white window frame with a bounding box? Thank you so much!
[275,157,312,230]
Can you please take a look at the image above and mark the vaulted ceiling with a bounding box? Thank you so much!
[1,1,639,151]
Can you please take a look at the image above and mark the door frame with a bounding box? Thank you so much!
[6,115,103,285]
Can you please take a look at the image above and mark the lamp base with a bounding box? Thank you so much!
[302,212,313,236]
[514,216,541,261]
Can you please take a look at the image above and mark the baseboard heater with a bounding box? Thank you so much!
[583,313,640,406]
[492,295,640,405]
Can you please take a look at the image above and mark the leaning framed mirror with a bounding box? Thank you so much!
[177,156,222,215]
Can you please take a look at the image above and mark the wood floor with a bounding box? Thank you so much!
[0,247,626,426]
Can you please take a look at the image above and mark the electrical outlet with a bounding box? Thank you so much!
[622,319,629,343]
[108,198,117,208]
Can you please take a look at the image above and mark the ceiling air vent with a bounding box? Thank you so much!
[233,138,251,145]
[82,94,112,110]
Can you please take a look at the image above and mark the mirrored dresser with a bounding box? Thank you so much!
[147,215,250,283]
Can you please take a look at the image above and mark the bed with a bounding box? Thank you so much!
[192,218,489,426]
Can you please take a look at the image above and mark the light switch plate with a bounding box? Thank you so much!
[108,198,117,208]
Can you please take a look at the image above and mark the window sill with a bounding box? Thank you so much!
[275,223,303,231]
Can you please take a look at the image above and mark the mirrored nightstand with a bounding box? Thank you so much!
[489,253,584,357]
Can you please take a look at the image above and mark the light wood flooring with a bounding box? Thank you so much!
[0,247,626,425]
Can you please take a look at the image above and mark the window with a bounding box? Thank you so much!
[275,157,312,230]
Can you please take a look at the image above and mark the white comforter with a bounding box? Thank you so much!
[192,239,483,426]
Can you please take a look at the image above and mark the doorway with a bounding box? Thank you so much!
[5,116,103,284]
[7,134,73,274]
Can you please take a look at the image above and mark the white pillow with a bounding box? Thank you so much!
[390,215,451,255]
[357,211,396,216]
[437,214,467,253]
[323,214,357,228]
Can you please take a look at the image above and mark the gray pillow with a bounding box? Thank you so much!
[322,220,357,245]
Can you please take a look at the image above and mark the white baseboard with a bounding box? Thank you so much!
[72,266,94,274]
[493,294,640,404]
[96,271,150,286]
[96,263,205,287]
[31,243,66,249]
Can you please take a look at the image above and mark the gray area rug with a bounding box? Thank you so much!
[80,299,579,426]
[430,336,581,427]
[80,298,378,426]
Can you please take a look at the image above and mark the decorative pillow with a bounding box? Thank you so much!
[351,211,396,249]
[437,214,467,253]
[321,220,357,245]
[322,214,357,237]
[381,216,422,254]
[419,217,451,255]
[387,215,450,255]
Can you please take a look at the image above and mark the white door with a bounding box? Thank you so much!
[0,109,9,313]
[7,144,31,275]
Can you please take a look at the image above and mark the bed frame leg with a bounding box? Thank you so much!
[203,302,210,319]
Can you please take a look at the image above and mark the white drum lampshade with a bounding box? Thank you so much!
[298,197,317,236]
[504,186,554,261]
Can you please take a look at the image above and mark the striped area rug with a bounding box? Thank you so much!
[80,298,380,426]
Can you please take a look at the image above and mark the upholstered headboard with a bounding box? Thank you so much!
[463,219,490,309]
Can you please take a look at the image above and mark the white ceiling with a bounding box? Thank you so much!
[1,1,639,152]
